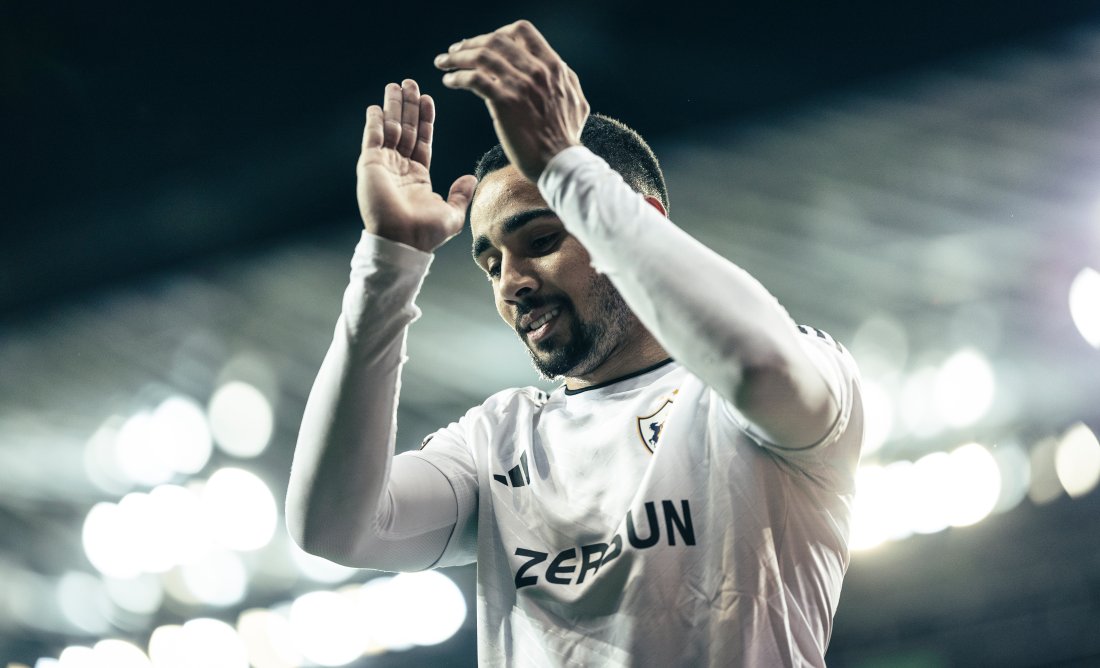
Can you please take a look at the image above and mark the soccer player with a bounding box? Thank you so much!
[286,20,864,667]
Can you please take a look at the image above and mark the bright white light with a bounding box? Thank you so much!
[859,380,894,456]
[149,619,249,668]
[114,411,177,486]
[849,464,893,551]
[91,639,151,668]
[934,349,995,428]
[945,443,1001,527]
[1055,422,1100,498]
[56,571,110,635]
[201,468,277,552]
[387,571,466,646]
[899,366,941,438]
[288,540,357,584]
[103,574,164,615]
[907,452,953,534]
[208,382,274,458]
[83,502,142,579]
[178,548,248,607]
[144,484,211,568]
[1069,267,1100,348]
[153,396,213,475]
[57,646,96,668]
[236,608,302,668]
[148,625,187,668]
[34,659,61,668]
[290,590,368,666]
[355,577,406,651]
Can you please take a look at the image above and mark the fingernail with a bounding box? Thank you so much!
[434,54,445,65]
[448,41,461,53]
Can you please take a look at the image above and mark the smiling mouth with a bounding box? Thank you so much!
[526,309,560,332]
[523,308,562,344]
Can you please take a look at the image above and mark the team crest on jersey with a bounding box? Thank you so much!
[636,397,674,453]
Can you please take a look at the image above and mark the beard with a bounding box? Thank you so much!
[517,273,634,381]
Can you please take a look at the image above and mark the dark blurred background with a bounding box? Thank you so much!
[4,1,1100,666]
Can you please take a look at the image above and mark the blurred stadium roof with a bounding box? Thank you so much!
[4,1,1100,666]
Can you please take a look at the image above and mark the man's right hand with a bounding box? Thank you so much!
[357,79,477,253]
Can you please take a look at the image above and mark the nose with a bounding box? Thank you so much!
[498,254,539,303]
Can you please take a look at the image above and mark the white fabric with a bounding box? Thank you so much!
[286,146,864,667]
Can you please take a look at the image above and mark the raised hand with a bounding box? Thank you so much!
[434,20,589,182]
[357,79,477,252]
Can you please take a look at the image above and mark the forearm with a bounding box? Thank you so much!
[539,147,836,445]
[285,233,456,568]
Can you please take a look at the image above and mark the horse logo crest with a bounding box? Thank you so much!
[636,398,674,453]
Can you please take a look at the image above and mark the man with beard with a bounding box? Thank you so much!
[287,20,864,668]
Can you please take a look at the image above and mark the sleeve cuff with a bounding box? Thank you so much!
[537,145,605,202]
[351,231,435,275]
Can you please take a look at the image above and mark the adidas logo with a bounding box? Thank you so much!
[494,450,532,487]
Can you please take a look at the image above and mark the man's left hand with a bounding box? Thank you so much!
[435,20,589,182]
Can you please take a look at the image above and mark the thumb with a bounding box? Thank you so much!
[446,174,478,215]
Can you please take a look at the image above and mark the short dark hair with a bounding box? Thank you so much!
[472,113,670,213]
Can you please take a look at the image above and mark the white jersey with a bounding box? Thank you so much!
[286,146,864,667]
[408,330,861,667]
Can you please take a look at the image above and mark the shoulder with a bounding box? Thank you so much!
[468,385,553,423]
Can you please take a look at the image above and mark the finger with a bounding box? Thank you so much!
[381,83,403,149]
[440,68,497,99]
[447,174,478,215]
[411,94,434,169]
[505,20,558,61]
[448,21,558,62]
[395,79,421,158]
[434,44,525,82]
[362,105,384,152]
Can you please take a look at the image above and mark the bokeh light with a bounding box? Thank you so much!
[1055,422,1100,498]
[388,571,467,646]
[56,571,111,635]
[208,381,274,458]
[201,467,278,552]
[151,396,213,475]
[859,379,894,456]
[944,442,1001,527]
[1069,267,1100,348]
[934,348,995,428]
[850,314,909,379]
[149,619,249,668]
[103,574,164,616]
[236,608,303,668]
[289,590,368,666]
[177,549,249,608]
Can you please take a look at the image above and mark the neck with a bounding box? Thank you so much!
[564,330,669,391]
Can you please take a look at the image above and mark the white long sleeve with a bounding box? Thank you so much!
[538,146,846,450]
[285,233,462,571]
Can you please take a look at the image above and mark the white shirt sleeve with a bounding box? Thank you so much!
[285,232,474,572]
[537,146,861,458]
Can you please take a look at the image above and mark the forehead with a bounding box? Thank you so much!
[469,166,549,238]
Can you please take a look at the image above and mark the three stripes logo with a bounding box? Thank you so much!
[797,324,844,353]
[494,450,532,487]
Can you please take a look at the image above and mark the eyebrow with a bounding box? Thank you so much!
[472,208,557,260]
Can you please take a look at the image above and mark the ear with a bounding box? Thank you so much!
[643,195,667,218]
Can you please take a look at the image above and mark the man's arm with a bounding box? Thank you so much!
[285,81,479,569]
[436,21,843,449]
